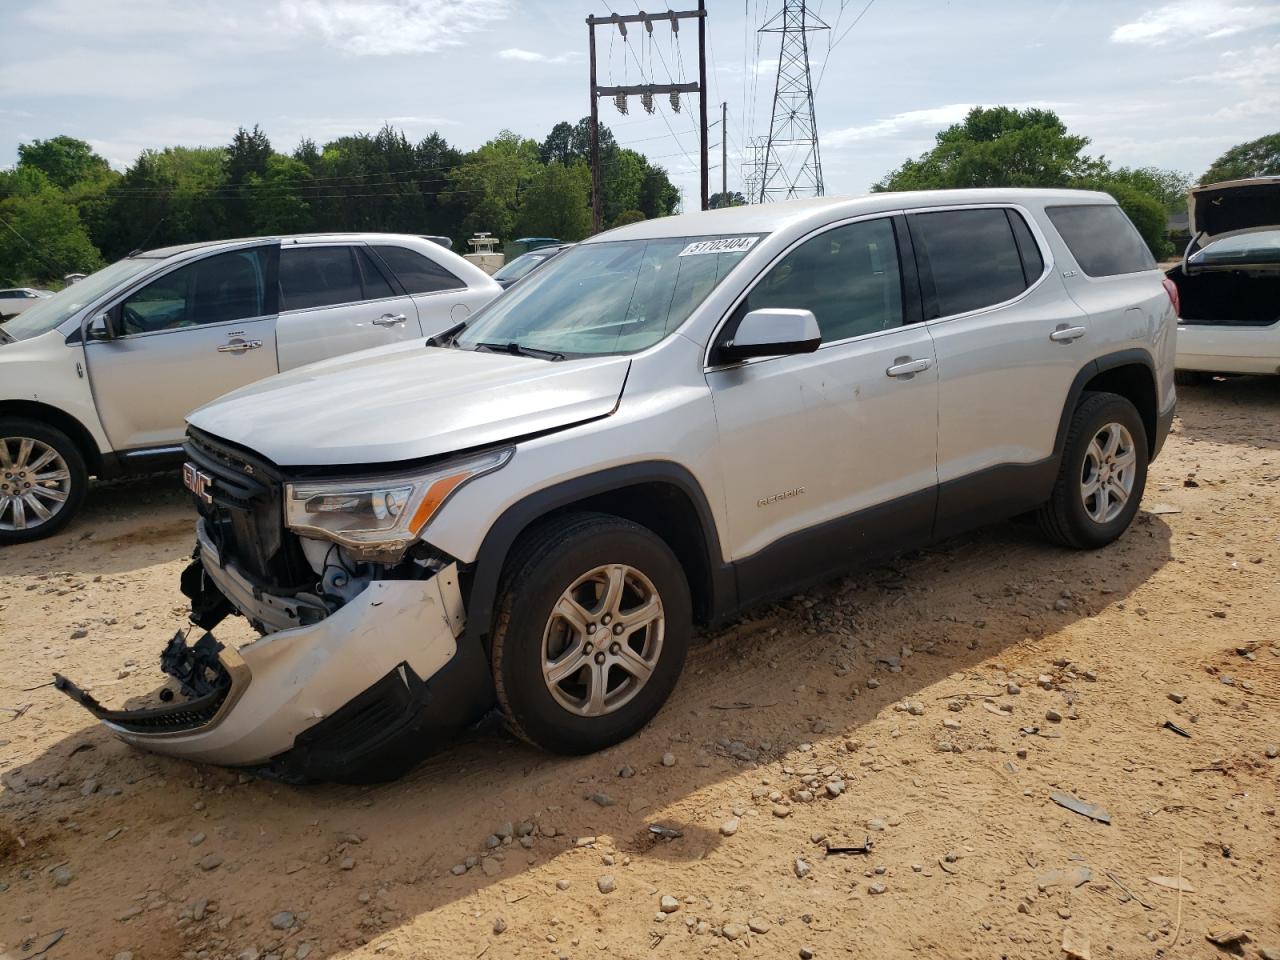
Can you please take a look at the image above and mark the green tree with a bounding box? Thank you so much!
[17,136,112,190]
[444,131,541,240]
[709,191,746,209]
[873,106,1174,257]
[516,161,592,241]
[1201,132,1280,184]
[243,155,313,234]
[0,168,103,284]
[610,209,646,227]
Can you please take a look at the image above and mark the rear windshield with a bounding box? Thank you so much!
[1046,204,1156,278]
[1190,230,1280,268]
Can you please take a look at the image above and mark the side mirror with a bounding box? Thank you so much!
[88,312,116,341]
[715,308,821,364]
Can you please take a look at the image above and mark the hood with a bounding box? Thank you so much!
[1189,178,1280,242]
[188,340,631,466]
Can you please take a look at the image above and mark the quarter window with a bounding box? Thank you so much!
[279,247,363,311]
[372,245,465,294]
[118,249,268,335]
[910,208,1028,318]
[743,217,904,342]
[356,248,396,300]
[1046,204,1156,277]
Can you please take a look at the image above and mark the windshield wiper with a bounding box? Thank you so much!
[474,341,565,361]
[425,319,468,347]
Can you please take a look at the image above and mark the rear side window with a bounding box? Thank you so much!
[1045,204,1156,277]
[280,247,363,310]
[910,208,1028,317]
[373,245,465,294]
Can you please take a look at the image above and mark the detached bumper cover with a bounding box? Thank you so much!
[56,565,472,774]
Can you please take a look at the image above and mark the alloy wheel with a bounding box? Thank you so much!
[540,563,665,717]
[1079,422,1136,524]
[0,436,72,533]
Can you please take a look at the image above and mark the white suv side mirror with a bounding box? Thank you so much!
[88,312,116,340]
[717,308,821,363]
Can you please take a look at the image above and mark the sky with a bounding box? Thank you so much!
[1,0,1277,215]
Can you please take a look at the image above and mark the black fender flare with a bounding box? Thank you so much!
[1051,347,1159,460]
[463,461,733,641]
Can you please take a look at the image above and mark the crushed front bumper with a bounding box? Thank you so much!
[55,563,487,781]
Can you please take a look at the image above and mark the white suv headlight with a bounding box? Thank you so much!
[284,447,513,558]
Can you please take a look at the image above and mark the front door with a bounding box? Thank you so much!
[706,215,939,601]
[85,246,279,451]
[274,244,425,370]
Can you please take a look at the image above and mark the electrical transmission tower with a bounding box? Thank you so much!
[740,136,767,204]
[758,1,828,202]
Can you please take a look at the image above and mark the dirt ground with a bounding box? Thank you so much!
[0,377,1277,960]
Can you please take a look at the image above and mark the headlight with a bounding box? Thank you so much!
[284,447,513,558]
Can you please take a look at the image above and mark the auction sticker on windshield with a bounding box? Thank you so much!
[678,236,760,257]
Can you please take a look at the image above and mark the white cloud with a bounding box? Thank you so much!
[1110,0,1280,45]
[280,0,509,56]
[496,48,581,65]
[0,50,206,100]
[824,104,976,146]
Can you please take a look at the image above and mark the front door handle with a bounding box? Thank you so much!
[217,339,262,353]
[1050,324,1087,343]
[373,313,408,327]
[886,357,932,378]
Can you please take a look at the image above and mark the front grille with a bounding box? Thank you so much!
[186,427,312,591]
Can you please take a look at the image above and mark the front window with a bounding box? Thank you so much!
[119,249,268,334]
[456,234,761,358]
[0,258,157,342]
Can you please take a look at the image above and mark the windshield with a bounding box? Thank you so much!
[456,234,761,358]
[0,257,159,342]
[493,250,556,283]
[1191,230,1280,267]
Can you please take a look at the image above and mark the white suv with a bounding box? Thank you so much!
[0,234,500,543]
[57,189,1177,782]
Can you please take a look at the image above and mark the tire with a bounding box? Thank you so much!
[1174,369,1209,387]
[1036,392,1148,550]
[490,511,691,755]
[0,418,88,546]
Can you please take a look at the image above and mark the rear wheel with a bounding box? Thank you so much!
[490,512,691,754]
[1036,392,1148,549]
[0,418,87,546]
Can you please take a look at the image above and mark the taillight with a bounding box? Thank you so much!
[1161,277,1180,318]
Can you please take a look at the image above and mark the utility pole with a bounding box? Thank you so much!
[721,101,728,201]
[585,6,710,231]
[588,18,602,234]
[697,0,708,211]
[759,1,828,202]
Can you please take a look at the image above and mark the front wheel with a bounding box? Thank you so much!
[1036,392,1148,550]
[490,512,691,754]
[0,418,88,546]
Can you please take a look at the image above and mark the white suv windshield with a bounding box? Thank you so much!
[0,257,158,342]
[456,234,762,358]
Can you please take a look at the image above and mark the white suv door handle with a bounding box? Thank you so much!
[373,313,408,327]
[886,357,932,378]
[1050,325,1086,343]
[217,339,262,353]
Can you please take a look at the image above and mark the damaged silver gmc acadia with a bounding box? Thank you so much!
[56,191,1176,782]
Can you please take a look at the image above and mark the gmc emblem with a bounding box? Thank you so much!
[182,462,215,506]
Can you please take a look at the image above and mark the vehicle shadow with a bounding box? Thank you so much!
[1175,374,1280,451]
[0,513,1174,958]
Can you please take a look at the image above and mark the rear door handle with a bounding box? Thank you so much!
[373,313,408,327]
[217,339,262,353]
[886,357,932,378]
[1050,325,1086,343]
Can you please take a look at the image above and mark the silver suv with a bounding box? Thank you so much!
[59,189,1177,782]
[0,234,500,543]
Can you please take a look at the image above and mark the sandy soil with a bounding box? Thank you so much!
[0,377,1277,960]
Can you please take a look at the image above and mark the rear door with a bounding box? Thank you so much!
[707,214,939,599]
[910,205,1085,536]
[275,244,424,370]
[85,245,279,451]
[370,242,488,337]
